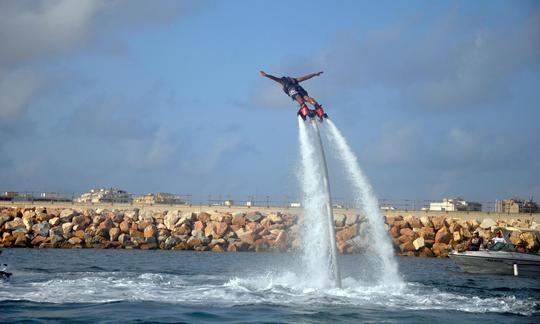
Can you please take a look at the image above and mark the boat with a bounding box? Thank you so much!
[449,250,540,278]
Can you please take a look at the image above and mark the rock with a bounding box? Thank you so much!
[418,247,434,257]
[31,235,48,246]
[110,211,124,223]
[164,210,181,230]
[109,228,121,241]
[413,237,425,250]
[452,231,462,242]
[60,209,77,221]
[431,217,445,230]
[98,218,113,231]
[124,209,139,221]
[435,227,452,244]
[398,235,412,244]
[140,242,158,250]
[173,223,191,235]
[0,214,10,227]
[35,212,52,222]
[62,222,73,236]
[235,228,255,244]
[212,244,224,252]
[345,214,358,226]
[268,213,283,224]
[119,220,131,233]
[521,232,538,250]
[162,236,177,249]
[400,228,415,238]
[72,215,90,227]
[432,242,451,257]
[419,216,432,227]
[399,241,416,253]
[93,215,106,225]
[334,214,346,227]
[214,222,229,238]
[144,225,158,238]
[118,233,131,245]
[197,212,211,223]
[73,230,85,239]
[5,218,26,231]
[479,218,497,230]
[193,221,205,232]
[336,224,358,242]
[232,214,246,226]
[246,211,262,222]
[389,226,400,238]
[418,227,435,239]
[68,237,83,245]
[13,232,28,247]
[50,234,64,246]
[187,236,203,248]
[49,217,61,226]
[33,222,51,237]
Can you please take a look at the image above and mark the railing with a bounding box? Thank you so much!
[1,191,539,214]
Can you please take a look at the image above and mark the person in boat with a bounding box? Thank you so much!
[0,250,11,280]
[468,231,484,251]
[488,231,508,251]
[259,70,327,119]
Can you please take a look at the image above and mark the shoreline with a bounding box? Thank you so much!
[1,205,539,257]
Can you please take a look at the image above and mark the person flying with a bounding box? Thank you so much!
[260,70,328,120]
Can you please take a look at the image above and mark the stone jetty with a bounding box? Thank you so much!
[0,206,539,257]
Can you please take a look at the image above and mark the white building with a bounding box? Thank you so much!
[77,188,132,203]
[429,198,481,212]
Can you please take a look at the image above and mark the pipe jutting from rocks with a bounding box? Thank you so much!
[0,207,538,256]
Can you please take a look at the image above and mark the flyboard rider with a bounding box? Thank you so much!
[260,70,328,120]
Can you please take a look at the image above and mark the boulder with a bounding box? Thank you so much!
[118,233,131,245]
[400,228,415,238]
[109,228,121,241]
[73,230,85,239]
[193,221,205,232]
[336,224,358,242]
[60,209,77,221]
[13,232,28,247]
[345,214,358,226]
[124,209,139,221]
[162,236,177,249]
[431,217,446,230]
[268,213,283,224]
[246,211,262,222]
[144,224,158,238]
[68,237,83,245]
[413,237,425,250]
[419,216,432,228]
[235,228,255,244]
[109,211,124,223]
[432,242,451,257]
[49,217,61,226]
[33,222,51,237]
[5,218,26,231]
[452,231,462,242]
[62,222,73,236]
[418,247,434,257]
[479,218,497,230]
[399,241,416,253]
[214,222,229,238]
[164,210,181,230]
[0,214,10,227]
[435,227,452,244]
[521,232,538,250]
[119,220,131,233]
[334,214,346,227]
[197,212,211,223]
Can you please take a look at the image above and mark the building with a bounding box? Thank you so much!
[134,192,185,205]
[496,198,539,214]
[77,188,132,203]
[429,198,482,212]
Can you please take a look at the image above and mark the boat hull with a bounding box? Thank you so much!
[449,250,540,278]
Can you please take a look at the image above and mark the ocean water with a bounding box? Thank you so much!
[0,249,539,323]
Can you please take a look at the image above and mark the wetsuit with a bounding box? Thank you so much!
[281,77,308,100]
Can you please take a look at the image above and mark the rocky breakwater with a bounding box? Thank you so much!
[0,207,298,252]
[386,215,540,257]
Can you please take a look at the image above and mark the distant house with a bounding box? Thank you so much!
[134,192,185,205]
[77,188,132,203]
[429,198,481,212]
[496,198,539,214]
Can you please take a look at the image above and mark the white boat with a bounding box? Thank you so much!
[449,250,540,278]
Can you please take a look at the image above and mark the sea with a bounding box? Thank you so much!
[0,249,539,323]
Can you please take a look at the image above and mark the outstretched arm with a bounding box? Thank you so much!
[260,71,282,84]
[296,71,323,82]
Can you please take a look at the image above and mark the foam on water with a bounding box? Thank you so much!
[1,271,536,316]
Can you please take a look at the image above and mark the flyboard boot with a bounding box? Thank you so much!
[297,103,310,120]
[314,105,328,121]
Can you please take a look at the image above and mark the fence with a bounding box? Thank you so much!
[2,190,537,214]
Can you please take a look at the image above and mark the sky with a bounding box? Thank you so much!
[0,0,539,204]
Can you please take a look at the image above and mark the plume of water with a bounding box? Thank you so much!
[297,117,341,288]
[324,119,401,285]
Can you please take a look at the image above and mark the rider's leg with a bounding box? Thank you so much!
[303,95,321,108]
[304,95,327,119]
[294,95,309,120]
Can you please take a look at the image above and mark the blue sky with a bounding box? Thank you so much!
[0,0,539,203]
